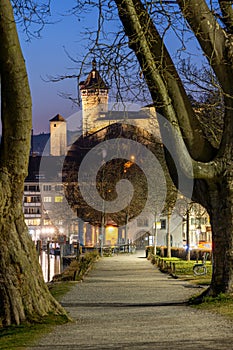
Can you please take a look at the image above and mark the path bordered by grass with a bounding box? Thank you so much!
[0,313,70,350]
[152,256,212,284]
[193,294,233,319]
[0,251,99,349]
[0,282,74,350]
[1,254,233,349]
[150,255,233,320]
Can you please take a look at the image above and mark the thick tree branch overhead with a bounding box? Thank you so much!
[219,0,233,33]
[111,0,233,296]
[177,1,231,90]
[114,0,215,163]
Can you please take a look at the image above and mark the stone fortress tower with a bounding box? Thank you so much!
[79,59,109,135]
[49,114,67,156]
[79,59,161,140]
[49,59,160,155]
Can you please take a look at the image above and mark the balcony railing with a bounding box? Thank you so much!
[24,214,41,218]
[24,202,41,206]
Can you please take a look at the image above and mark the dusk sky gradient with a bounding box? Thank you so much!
[16,2,199,135]
[18,2,96,134]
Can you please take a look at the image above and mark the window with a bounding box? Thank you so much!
[160,219,166,229]
[35,174,45,180]
[137,218,149,227]
[54,219,63,225]
[24,208,41,214]
[43,185,51,191]
[200,217,207,225]
[24,185,39,192]
[55,185,63,192]
[25,219,40,226]
[55,196,63,203]
[43,197,52,202]
[43,219,52,225]
[24,196,40,203]
[190,218,195,225]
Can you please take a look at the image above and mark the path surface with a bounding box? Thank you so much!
[29,251,233,349]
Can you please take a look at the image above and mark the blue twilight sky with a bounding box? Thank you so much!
[18,2,96,134]
[17,2,201,135]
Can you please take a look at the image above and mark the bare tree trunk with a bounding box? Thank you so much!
[208,174,233,296]
[0,0,67,326]
[113,0,233,297]
[186,211,190,261]
[166,213,171,258]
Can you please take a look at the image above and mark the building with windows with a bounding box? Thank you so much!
[24,157,75,243]
[25,60,211,249]
[182,205,212,249]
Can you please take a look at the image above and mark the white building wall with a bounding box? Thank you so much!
[50,121,67,156]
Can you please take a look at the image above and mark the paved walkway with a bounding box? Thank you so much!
[29,251,233,349]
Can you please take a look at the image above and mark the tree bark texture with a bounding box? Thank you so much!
[0,0,66,326]
[208,169,233,295]
[114,0,233,296]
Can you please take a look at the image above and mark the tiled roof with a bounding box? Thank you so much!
[49,114,66,122]
[79,60,108,90]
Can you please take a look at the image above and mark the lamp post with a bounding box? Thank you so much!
[100,208,105,257]
[186,210,190,261]
[153,221,157,256]
[154,216,161,255]
[166,211,171,258]
[100,149,107,257]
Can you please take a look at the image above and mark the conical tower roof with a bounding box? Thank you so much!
[79,59,109,90]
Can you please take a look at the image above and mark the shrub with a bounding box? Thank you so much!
[52,251,99,282]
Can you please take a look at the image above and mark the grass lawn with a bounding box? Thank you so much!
[0,313,70,350]
[150,255,233,320]
[192,294,233,319]
[0,252,99,349]
[0,281,75,349]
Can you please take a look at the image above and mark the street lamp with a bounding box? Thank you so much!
[100,210,105,257]
[130,155,135,162]
[154,217,161,255]
[100,148,106,257]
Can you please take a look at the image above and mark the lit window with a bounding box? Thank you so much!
[25,219,40,226]
[44,219,52,225]
[24,196,40,203]
[43,197,52,202]
[55,196,63,203]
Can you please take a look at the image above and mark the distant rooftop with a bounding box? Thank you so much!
[97,110,150,121]
[49,114,66,122]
